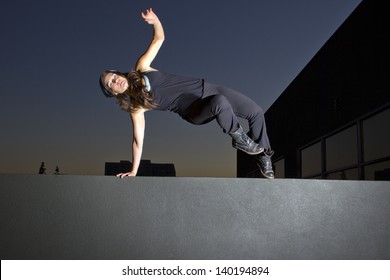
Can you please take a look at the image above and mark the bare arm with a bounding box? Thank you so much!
[116,8,162,178]
[116,109,147,178]
[136,8,165,72]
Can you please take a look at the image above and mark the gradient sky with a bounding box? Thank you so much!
[0,0,362,177]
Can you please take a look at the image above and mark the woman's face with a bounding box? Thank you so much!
[103,73,129,95]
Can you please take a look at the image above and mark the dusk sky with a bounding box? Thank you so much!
[0,0,362,177]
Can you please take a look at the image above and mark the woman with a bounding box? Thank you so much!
[99,8,274,179]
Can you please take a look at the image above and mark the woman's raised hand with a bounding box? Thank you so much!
[141,8,160,25]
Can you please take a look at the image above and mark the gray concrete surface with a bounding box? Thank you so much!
[0,174,389,259]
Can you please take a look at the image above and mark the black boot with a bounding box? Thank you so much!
[256,149,275,179]
[229,125,264,155]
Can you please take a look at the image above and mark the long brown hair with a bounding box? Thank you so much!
[115,70,158,113]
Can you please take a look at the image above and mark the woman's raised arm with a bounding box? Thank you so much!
[136,8,165,72]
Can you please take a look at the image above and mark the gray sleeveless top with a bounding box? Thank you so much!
[143,70,204,117]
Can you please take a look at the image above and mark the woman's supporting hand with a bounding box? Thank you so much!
[116,171,137,178]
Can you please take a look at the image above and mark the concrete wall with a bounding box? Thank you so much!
[1,174,389,259]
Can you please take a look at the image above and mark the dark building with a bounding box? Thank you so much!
[238,1,390,180]
[105,160,176,177]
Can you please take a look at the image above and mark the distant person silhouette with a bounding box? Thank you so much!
[99,8,274,179]
[38,162,46,174]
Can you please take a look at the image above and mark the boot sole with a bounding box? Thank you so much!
[233,145,264,155]
[260,169,275,179]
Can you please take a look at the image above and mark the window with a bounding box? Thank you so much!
[296,106,390,181]
[274,158,285,178]
[363,108,390,162]
[365,161,390,181]
[301,142,321,177]
[326,126,358,171]
[326,168,359,180]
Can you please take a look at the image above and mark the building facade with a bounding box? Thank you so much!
[238,1,390,180]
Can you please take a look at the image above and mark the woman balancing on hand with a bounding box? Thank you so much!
[99,8,275,179]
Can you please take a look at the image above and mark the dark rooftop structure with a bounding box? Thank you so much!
[105,160,176,177]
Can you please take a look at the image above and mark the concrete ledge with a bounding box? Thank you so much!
[0,174,389,259]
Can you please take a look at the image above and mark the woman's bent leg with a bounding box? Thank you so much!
[184,94,239,134]
[204,83,271,150]
[184,94,263,155]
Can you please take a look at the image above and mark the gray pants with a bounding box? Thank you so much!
[183,82,271,149]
